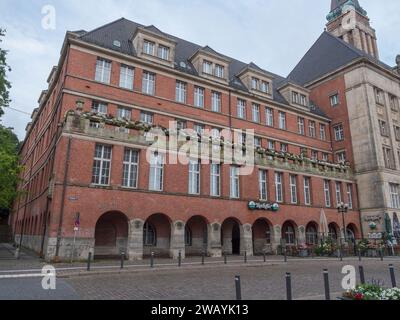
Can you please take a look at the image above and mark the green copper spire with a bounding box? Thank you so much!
[327,0,367,22]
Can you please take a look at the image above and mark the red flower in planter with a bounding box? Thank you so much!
[354,293,364,300]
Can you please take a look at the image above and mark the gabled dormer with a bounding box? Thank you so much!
[132,25,177,67]
[189,46,230,84]
[278,81,310,109]
[31,108,39,121]
[47,66,58,88]
[237,62,274,99]
[38,90,48,106]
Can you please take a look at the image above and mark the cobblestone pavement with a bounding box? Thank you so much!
[63,259,399,300]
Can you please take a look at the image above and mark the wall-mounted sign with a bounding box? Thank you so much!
[364,215,382,222]
[248,201,279,212]
[368,233,383,240]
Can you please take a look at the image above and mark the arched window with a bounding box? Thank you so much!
[347,228,355,242]
[185,226,192,247]
[283,223,295,245]
[265,224,271,244]
[306,224,318,245]
[143,222,156,246]
[328,225,338,240]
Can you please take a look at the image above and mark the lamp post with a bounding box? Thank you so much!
[337,202,349,242]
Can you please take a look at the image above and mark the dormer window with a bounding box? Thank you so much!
[158,45,170,60]
[251,77,259,90]
[292,91,307,106]
[143,40,155,56]
[215,64,225,78]
[250,77,270,94]
[261,81,270,94]
[203,60,213,74]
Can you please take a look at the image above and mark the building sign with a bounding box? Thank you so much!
[248,201,279,212]
[364,215,382,222]
[368,233,383,240]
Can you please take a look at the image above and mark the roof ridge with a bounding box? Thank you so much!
[80,17,134,39]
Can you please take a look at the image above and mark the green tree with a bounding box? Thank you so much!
[0,125,21,210]
[0,28,11,117]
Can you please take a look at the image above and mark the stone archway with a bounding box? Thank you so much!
[328,222,340,242]
[143,213,172,257]
[281,221,298,246]
[252,218,273,255]
[94,211,129,259]
[305,222,319,246]
[185,215,209,256]
[221,218,243,255]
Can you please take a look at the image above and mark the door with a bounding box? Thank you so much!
[232,223,241,255]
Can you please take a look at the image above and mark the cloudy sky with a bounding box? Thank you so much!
[1,0,399,139]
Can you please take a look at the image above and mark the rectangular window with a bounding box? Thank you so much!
[92,145,112,185]
[251,77,259,90]
[261,81,269,94]
[119,65,134,90]
[188,159,200,195]
[143,40,155,55]
[210,163,221,197]
[194,123,205,135]
[117,107,131,120]
[290,175,297,204]
[375,88,385,105]
[95,58,112,84]
[149,152,164,191]
[320,124,326,140]
[268,140,275,150]
[347,184,353,209]
[304,177,311,205]
[176,81,187,103]
[279,112,286,130]
[292,92,299,104]
[142,71,155,95]
[336,151,346,163]
[203,60,212,74]
[254,137,262,148]
[379,120,389,137]
[140,111,153,124]
[252,103,260,123]
[122,149,139,188]
[265,107,274,127]
[194,86,205,108]
[322,153,329,162]
[215,64,224,78]
[383,147,396,170]
[334,124,344,141]
[157,45,170,60]
[330,94,339,106]
[176,119,187,131]
[308,121,316,138]
[211,91,221,112]
[394,126,400,141]
[259,170,268,201]
[237,99,246,119]
[389,94,399,111]
[335,182,342,206]
[280,143,288,153]
[311,150,318,161]
[275,172,283,203]
[92,101,108,115]
[324,180,331,208]
[390,183,400,209]
[298,117,305,135]
[300,94,307,106]
[230,167,240,199]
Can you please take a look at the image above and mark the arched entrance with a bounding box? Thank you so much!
[282,221,297,246]
[252,218,273,255]
[221,218,242,255]
[328,223,339,242]
[346,224,357,242]
[143,213,171,257]
[94,211,129,259]
[185,216,208,256]
[305,222,319,246]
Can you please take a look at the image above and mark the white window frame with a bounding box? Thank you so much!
[188,159,201,195]
[119,65,134,90]
[211,91,221,112]
[259,170,268,201]
[330,94,339,106]
[320,124,326,140]
[143,40,155,56]
[122,149,139,188]
[210,163,221,197]
[117,107,131,120]
[308,121,316,138]
[275,172,283,203]
[92,101,108,115]
[203,60,212,74]
[261,81,269,94]
[324,180,331,208]
[279,112,286,130]
[304,177,311,205]
[252,103,260,123]
[194,86,205,108]
[237,99,246,119]
[215,64,224,78]
[157,45,170,60]
[142,71,155,95]
[230,166,240,199]
[347,184,353,209]
[92,145,112,186]
[290,175,298,204]
[266,107,274,127]
[149,153,164,191]
[95,58,112,84]
[298,117,305,135]
[335,182,342,206]
[334,124,344,141]
[390,183,400,209]
[140,112,153,125]
[176,81,187,103]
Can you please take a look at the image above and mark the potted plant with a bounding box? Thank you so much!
[341,283,400,301]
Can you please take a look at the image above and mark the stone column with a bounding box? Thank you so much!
[241,224,253,256]
[207,223,222,257]
[127,219,144,261]
[272,225,282,254]
[298,226,306,245]
[353,28,363,52]
[360,31,367,53]
[366,35,374,57]
[170,220,185,259]
[372,38,379,59]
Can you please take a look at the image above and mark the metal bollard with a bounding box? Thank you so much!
[284,248,287,262]
[87,252,92,271]
[244,251,247,264]
[120,252,125,269]
[323,269,330,301]
[150,252,154,268]
[338,249,343,262]
[389,264,397,288]
[178,250,182,267]
[380,248,384,261]
[358,249,362,262]
[224,254,227,264]
[201,251,205,265]
[359,266,365,285]
[286,273,292,300]
[263,252,266,263]
[235,276,242,301]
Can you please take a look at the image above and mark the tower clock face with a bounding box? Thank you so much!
[341,9,356,31]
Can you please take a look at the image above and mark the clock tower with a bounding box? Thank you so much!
[326,0,379,59]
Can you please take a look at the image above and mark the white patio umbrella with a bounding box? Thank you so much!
[319,209,329,238]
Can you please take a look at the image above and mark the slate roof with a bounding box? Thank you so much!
[288,31,396,86]
[75,18,328,118]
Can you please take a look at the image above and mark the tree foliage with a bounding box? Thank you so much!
[0,125,21,210]
[0,28,11,117]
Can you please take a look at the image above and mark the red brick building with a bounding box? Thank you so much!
[11,13,364,261]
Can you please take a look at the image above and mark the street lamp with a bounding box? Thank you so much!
[337,202,349,242]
